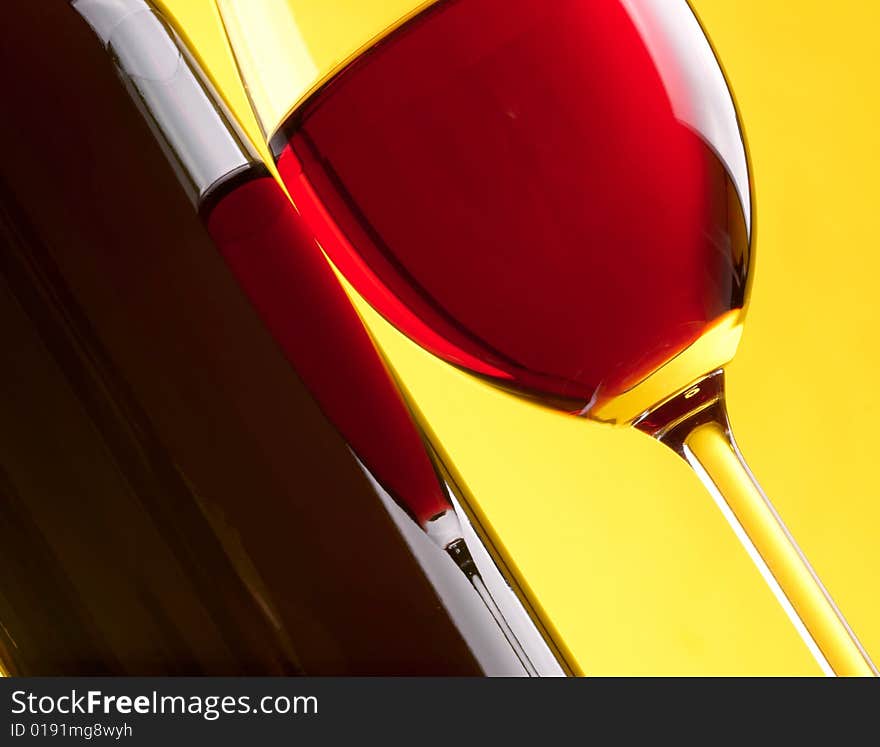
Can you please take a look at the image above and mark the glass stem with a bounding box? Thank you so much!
[637,370,877,677]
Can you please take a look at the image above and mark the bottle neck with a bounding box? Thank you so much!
[73,0,260,205]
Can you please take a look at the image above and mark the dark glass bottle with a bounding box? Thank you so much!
[0,0,555,675]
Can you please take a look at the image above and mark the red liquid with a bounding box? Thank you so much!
[204,174,449,526]
[275,0,751,412]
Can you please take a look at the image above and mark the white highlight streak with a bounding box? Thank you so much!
[682,445,834,676]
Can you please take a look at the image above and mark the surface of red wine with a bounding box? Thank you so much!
[205,174,449,525]
[276,0,751,412]
[0,0,491,675]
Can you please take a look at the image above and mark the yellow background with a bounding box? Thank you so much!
[165,0,880,674]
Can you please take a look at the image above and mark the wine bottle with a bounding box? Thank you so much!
[0,0,553,675]
[83,0,564,675]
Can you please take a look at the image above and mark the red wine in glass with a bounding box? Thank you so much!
[220,0,876,674]
[275,0,750,416]
[67,0,552,675]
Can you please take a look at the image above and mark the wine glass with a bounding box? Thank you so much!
[217,0,876,675]
[71,0,565,676]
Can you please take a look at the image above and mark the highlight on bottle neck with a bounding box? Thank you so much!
[72,0,261,206]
